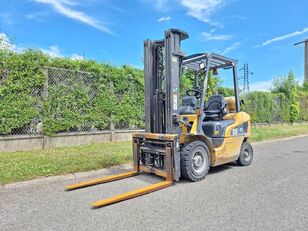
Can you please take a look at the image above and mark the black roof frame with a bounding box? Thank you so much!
[182,53,237,71]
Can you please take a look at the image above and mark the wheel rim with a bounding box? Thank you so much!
[242,148,251,163]
[192,150,207,175]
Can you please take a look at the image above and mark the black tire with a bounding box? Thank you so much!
[236,142,253,166]
[180,141,210,182]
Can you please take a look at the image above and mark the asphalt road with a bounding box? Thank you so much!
[1,136,308,231]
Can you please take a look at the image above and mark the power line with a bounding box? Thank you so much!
[239,63,253,94]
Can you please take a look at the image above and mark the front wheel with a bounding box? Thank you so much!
[236,142,253,166]
[180,141,210,181]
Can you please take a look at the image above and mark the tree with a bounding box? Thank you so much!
[180,70,221,98]
[271,71,300,123]
[271,71,299,98]
[0,33,15,51]
[217,86,234,96]
[207,71,221,97]
[301,81,308,92]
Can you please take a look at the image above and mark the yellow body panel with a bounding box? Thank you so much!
[179,111,251,167]
[179,114,198,133]
[179,114,199,143]
[213,136,244,166]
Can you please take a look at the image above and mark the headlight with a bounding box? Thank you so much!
[199,62,205,70]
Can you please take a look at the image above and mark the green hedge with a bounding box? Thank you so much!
[42,64,144,134]
[0,49,307,135]
[0,50,47,134]
[242,91,308,123]
[0,49,144,135]
[242,91,291,123]
[299,91,308,121]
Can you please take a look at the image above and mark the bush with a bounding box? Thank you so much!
[0,50,48,134]
[1,49,308,135]
[299,91,308,121]
[0,49,144,135]
[242,91,290,123]
[271,71,300,122]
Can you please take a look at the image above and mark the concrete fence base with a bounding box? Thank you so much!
[0,130,144,153]
[1,122,308,153]
[252,121,308,128]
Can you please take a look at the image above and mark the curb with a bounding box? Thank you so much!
[1,134,308,190]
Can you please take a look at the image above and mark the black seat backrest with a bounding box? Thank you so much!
[204,94,228,121]
[179,96,198,115]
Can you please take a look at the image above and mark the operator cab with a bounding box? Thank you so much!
[180,53,241,147]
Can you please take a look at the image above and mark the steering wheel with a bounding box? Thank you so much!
[186,89,201,98]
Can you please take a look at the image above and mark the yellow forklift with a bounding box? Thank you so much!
[66,29,253,208]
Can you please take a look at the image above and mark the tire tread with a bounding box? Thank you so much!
[180,141,210,181]
[237,142,253,166]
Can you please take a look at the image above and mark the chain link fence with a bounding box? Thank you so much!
[0,66,144,136]
[1,65,308,136]
[0,66,45,135]
[45,67,101,133]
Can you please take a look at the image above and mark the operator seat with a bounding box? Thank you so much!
[204,94,228,121]
[179,96,198,115]
[202,94,234,148]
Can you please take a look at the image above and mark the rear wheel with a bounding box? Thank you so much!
[237,142,253,166]
[180,141,210,181]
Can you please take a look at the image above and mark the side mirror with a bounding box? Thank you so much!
[240,99,245,106]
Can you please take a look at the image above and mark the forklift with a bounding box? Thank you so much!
[65,29,253,208]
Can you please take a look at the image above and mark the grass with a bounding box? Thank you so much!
[250,124,308,142]
[1,124,308,185]
[0,141,133,185]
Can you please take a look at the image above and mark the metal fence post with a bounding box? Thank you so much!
[109,81,115,142]
[42,67,49,148]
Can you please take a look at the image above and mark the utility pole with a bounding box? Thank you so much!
[239,63,253,94]
[294,39,308,83]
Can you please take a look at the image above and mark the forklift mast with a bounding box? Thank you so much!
[144,29,189,134]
